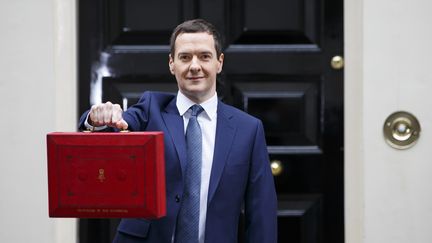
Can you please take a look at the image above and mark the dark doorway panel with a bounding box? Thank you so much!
[78,0,344,242]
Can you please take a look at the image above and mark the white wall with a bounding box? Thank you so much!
[0,0,77,242]
[346,0,432,242]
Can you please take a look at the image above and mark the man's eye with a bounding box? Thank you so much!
[201,54,212,60]
[179,55,191,61]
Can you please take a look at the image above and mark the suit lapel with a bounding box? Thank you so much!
[208,102,236,204]
[161,97,187,175]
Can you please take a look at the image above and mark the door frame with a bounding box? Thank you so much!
[55,0,366,242]
[344,0,364,242]
[53,0,78,241]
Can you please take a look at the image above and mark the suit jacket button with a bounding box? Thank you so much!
[175,195,181,203]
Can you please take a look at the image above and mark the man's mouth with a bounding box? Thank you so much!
[187,76,204,80]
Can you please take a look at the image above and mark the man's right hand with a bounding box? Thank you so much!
[88,101,128,130]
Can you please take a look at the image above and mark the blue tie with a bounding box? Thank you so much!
[175,105,204,243]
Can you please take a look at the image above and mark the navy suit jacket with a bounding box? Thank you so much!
[79,91,277,243]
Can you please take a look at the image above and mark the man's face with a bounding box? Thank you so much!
[169,32,224,103]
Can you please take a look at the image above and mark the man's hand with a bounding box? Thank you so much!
[88,101,128,130]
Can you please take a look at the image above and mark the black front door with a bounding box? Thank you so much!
[78,1,344,242]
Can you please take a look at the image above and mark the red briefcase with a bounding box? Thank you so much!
[47,132,166,218]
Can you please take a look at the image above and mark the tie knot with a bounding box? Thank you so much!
[190,104,204,117]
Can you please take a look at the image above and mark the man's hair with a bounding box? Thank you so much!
[170,19,223,58]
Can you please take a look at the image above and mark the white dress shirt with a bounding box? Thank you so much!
[84,91,218,243]
[175,91,217,243]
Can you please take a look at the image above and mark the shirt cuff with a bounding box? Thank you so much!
[84,113,108,131]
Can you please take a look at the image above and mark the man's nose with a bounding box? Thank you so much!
[189,56,201,72]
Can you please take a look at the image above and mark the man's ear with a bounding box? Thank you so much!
[217,53,224,74]
[168,54,175,74]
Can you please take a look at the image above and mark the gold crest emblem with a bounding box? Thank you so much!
[98,168,106,182]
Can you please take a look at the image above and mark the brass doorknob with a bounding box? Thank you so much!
[331,55,344,70]
[270,160,283,176]
[383,111,421,149]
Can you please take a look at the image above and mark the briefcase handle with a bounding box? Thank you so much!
[83,128,130,133]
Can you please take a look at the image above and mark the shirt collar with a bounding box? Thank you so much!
[176,91,218,121]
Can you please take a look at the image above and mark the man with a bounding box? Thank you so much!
[79,19,277,243]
